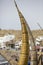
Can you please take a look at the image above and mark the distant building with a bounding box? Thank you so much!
[0,34,15,48]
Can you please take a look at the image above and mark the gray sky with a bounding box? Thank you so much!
[0,0,43,30]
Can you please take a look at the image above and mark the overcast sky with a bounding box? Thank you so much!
[0,0,43,30]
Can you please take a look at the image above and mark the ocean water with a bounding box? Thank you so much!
[0,55,10,65]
